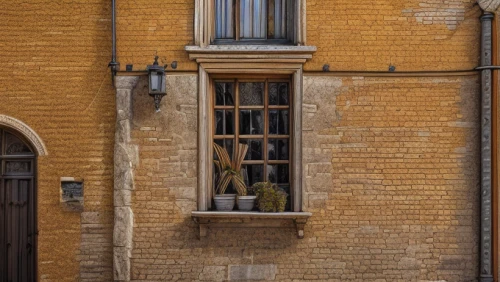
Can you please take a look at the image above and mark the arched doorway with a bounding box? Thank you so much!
[0,127,37,282]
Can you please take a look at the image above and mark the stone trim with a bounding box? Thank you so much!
[113,76,139,282]
[0,115,48,156]
[194,0,307,47]
[478,0,500,12]
[196,63,305,212]
[191,211,312,239]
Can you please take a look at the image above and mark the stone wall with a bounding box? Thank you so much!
[128,74,480,281]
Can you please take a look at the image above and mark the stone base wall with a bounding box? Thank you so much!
[128,74,480,281]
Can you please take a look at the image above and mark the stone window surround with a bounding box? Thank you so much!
[196,62,305,212]
[194,0,307,47]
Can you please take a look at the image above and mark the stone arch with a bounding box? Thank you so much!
[0,115,48,156]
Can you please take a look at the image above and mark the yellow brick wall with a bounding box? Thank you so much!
[115,0,480,72]
[0,0,115,281]
[306,0,481,71]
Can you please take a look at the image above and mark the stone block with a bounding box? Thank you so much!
[114,207,133,248]
[199,266,226,281]
[113,247,131,281]
[228,264,276,281]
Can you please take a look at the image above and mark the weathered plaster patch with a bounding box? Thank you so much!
[402,1,466,30]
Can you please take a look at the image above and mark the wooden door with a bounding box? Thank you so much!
[0,128,37,282]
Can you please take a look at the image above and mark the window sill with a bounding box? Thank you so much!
[191,211,312,239]
[185,45,316,64]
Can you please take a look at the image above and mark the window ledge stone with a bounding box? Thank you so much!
[185,45,316,63]
[191,211,312,239]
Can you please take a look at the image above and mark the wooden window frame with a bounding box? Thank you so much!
[198,64,304,212]
[194,0,307,47]
[212,76,294,207]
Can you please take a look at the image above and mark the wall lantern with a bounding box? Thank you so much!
[147,56,167,112]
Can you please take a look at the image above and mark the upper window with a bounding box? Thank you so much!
[214,0,295,44]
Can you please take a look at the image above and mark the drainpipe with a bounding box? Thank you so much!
[108,0,119,82]
[480,11,494,282]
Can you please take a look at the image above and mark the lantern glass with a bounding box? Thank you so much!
[150,71,160,91]
[148,71,166,94]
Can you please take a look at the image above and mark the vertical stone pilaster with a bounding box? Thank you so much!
[113,76,139,282]
[480,12,494,282]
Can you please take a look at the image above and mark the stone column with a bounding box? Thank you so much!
[113,76,139,282]
[480,11,495,282]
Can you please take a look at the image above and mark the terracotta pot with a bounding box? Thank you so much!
[237,195,257,211]
[214,194,236,211]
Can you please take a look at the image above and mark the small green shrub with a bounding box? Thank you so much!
[252,182,288,212]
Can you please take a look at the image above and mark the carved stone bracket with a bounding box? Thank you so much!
[191,211,312,239]
[478,0,500,12]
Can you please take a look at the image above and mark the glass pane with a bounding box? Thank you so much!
[215,82,234,106]
[240,110,263,135]
[225,110,234,134]
[4,132,33,155]
[278,83,289,105]
[268,0,287,39]
[215,0,234,39]
[269,110,278,135]
[239,82,264,105]
[267,164,289,184]
[268,139,289,160]
[269,83,278,105]
[268,82,288,105]
[279,185,291,211]
[5,161,32,174]
[215,110,224,135]
[278,110,289,135]
[241,164,264,187]
[240,139,263,160]
[240,0,267,39]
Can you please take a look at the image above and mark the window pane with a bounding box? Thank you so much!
[268,139,289,160]
[269,82,288,105]
[215,0,234,39]
[279,185,291,211]
[215,82,234,106]
[241,164,264,187]
[267,164,289,184]
[240,139,263,160]
[239,82,264,105]
[4,132,33,155]
[240,110,263,135]
[269,110,288,135]
[225,111,234,134]
[240,0,266,39]
[268,0,287,39]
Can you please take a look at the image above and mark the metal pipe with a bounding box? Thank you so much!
[480,11,494,282]
[108,0,119,80]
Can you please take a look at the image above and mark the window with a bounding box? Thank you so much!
[212,77,293,210]
[214,0,295,44]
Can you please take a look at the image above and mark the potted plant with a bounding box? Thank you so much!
[213,142,248,211]
[253,182,288,212]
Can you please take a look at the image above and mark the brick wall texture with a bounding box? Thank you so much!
[128,74,479,281]
[0,0,485,281]
[0,0,115,281]
[115,0,481,72]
